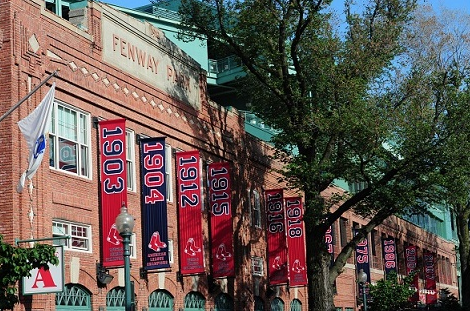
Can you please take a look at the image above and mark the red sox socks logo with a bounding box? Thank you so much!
[291,259,305,273]
[272,256,286,271]
[184,238,202,256]
[148,231,167,252]
[107,224,123,245]
[215,243,232,261]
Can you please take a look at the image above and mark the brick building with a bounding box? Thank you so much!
[0,0,459,310]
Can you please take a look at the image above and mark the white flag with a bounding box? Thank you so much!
[17,83,56,193]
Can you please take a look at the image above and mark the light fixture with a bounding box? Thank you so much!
[358,269,368,311]
[96,263,113,285]
[115,203,135,311]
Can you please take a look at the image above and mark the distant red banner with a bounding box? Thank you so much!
[265,189,288,285]
[405,245,419,302]
[177,150,204,275]
[208,162,234,278]
[98,119,127,268]
[285,197,307,286]
[424,251,437,304]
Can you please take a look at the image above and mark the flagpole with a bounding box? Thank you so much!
[0,70,59,123]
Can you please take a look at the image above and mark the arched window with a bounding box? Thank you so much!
[271,297,284,311]
[55,283,91,310]
[149,289,174,311]
[290,299,302,311]
[184,291,206,310]
[254,296,264,311]
[106,287,125,310]
[214,293,233,311]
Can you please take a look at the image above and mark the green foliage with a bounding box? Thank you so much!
[176,0,470,310]
[436,288,463,311]
[367,272,414,311]
[0,235,58,309]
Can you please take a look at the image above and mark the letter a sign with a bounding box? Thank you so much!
[23,246,64,294]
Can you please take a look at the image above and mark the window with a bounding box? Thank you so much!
[371,230,377,256]
[140,136,173,202]
[214,293,234,311]
[252,256,264,276]
[56,284,91,310]
[126,130,136,192]
[168,239,174,264]
[184,291,206,309]
[246,189,252,221]
[348,181,368,194]
[107,287,125,307]
[148,289,174,309]
[254,296,264,311]
[45,0,70,19]
[49,102,91,178]
[44,0,87,22]
[339,218,348,247]
[290,299,301,311]
[252,190,261,228]
[200,156,205,211]
[130,233,136,259]
[270,298,284,311]
[165,144,174,202]
[53,220,91,252]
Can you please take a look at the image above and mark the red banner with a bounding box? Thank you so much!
[405,245,419,302]
[285,197,307,286]
[265,189,288,285]
[98,119,127,268]
[177,150,204,275]
[208,162,234,278]
[424,251,438,304]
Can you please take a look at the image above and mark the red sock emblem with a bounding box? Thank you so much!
[107,224,122,245]
[184,238,201,256]
[215,243,232,261]
[148,231,167,252]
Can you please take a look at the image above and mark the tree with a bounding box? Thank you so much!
[367,272,414,311]
[437,288,463,311]
[403,6,470,310]
[176,0,461,310]
[0,235,59,309]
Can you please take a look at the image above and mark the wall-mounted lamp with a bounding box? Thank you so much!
[96,263,114,285]
[176,271,183,282]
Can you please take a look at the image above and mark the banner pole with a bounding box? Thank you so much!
[0,70,59,123]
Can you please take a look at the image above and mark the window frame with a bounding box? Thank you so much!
[126,129,136,192]
[251,256,264,277]
[129,233,137,259]
[165,144,174,203]
[339,218,348,247]
[138,135,173,203]
[49,101,91,178]
[252,189,262,229]
[168,239,174,264]
[52,220,92,253]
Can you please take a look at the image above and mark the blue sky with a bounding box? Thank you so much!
[102,0,469,13]
[423,0,469,12]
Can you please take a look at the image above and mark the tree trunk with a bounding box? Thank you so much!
[456,209,470,310]
[306,233,336,311]
[462,265,470,311]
